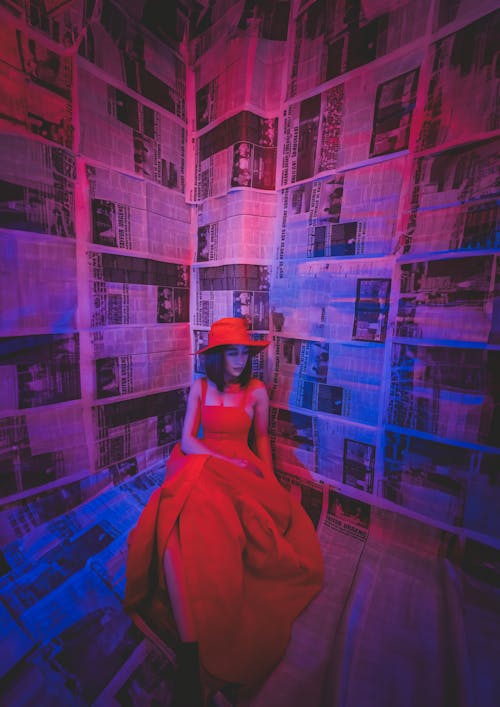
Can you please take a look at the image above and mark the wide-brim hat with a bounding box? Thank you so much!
[195,317,270,355]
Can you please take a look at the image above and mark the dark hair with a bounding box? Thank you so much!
[203,345,253,392]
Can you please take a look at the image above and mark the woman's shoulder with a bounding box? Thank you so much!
[189,377,204,397]
[247,377,268,396]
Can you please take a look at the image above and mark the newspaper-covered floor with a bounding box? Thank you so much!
[1,463,499,707]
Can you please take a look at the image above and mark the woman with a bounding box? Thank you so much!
[125,317,324,706]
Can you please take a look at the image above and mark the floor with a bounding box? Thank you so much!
[0,465,499,706]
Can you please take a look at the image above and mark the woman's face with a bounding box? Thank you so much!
[223,345,249,382]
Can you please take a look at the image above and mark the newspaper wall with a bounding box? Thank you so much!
[0,1,192,542]
[270,0,500,543]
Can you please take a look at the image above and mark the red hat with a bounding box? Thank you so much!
[195,317,270,355]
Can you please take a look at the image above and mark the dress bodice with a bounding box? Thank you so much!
[200,378,254,452]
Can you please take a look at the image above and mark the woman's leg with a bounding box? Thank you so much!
[163,521,197,641]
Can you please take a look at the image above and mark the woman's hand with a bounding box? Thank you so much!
[227,457,264,478]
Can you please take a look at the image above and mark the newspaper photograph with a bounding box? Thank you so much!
[194,111,278,201]
[396,255,498,342]
[352,278,391,343]
[389,344,499,446]
[399,138,500,254]
[287,0,429,98]
[369,68,420,157]
[324,487,371,541]
[417,9,500,151]
[0,135,76,238]
[193,264,270,329]
[196,190,277,263]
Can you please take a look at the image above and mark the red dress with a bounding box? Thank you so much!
[124,378,324,687]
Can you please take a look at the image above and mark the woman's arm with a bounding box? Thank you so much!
[180,378,249,467]
[252,382,274,477]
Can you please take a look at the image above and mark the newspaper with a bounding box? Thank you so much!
[1,0,97,46]
[277,159,404,267]
[417,9,500,151]
[396,254,498,343]
[388,343,499,446]
[287,0,429,98]
[88,252,190,328]
[433,0,499,30]
[189,0,290,64]
[193,111,278,201]
[0,25,73,147]
[0,134,75,237]
[270,336,384,426]
[195,36,285,130]
[78,1,186,120]
[282,53,421,184]
[196,190,277,263]
[399,137,500,254]
[87,163,192,261]
[93,388,188,469]
[271,259,393,342]
[193,263,270,330]
[79,68,185,190]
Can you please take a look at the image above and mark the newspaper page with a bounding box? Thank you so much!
[274,468,326,530]
[88,252,190,329]
[282,53,421,184]
[324,486,371,542]
[0,134,75,238]
[399,137,500,254]
[270,336,384,426]
[93,387,188,470]
[86,164,192,261]
[388,343,499,446]
[78,1,186,120]
[382,435,499,536]
[396,255,498,343]
[193,263,271,330]
[196,190,277,263]
[195,35,285,130]
[271,258,394,342]
[189,0,290,64]
[79,68,185,190]
[0,231,77,335]
[0,25,73,147]
[287,0,429,99]
[417,9,500,151]
[193,111,278,201]
[277,158,405,266]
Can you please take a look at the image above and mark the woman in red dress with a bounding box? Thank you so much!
[125,318,324,706]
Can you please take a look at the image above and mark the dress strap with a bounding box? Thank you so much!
[201,377,208,406]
